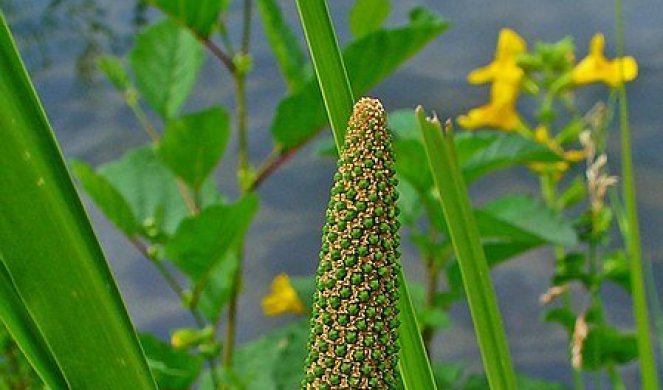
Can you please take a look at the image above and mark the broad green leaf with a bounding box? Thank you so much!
[98,146,221,237]
[481,194,578,247]
[98,55,130,91]
[198,252,239,323]
[0,14,156,389]
[388,108,419,140]
[158,106,230,190]
[150,0,228,37]
[130,20,205,119]
[271,7,448,148]
[601,250,631,292]
[257,0,308,92]
[0,262,67,389]
[349,0,390,38]
[166,195,259,282]
[71,160,140,235]
[456,131,561,182]
[224,321,308,389]
[139,333,203,389]
[582,326,638,370]
[394,139,433,193]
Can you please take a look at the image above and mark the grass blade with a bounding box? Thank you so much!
[0,13,156,389]
[295,2,436,389]
[0,261,68,388]
[295,0,353,151]
[418,108,517,390]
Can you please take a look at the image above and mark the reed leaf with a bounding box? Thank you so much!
[0,13,156,389]
[418,108,517,390]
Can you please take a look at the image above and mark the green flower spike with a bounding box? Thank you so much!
[303,97,401,389]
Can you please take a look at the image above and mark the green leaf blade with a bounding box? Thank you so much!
[349,0,391,38]
[166,195,259,282]
[257,0,308,92]
[140,333,203,389]
[129,20,205,119]
[158,106,231,190]
[71,160,140,235]
[0,14,156,389]
[418,108,517,390]
[151,0,228,38]
[0,262,68,389]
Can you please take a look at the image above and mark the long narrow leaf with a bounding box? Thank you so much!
[295,0,353,151]
[418,108,517,390]
[0,261,68,389]
[295,2,436,389]
[0,14,156,389]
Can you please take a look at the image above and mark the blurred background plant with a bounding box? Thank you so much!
[1,0,661,389]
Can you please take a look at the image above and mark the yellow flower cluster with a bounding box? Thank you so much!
[458,30,638,132]
[458,28,525,131]
[261,273,305,316]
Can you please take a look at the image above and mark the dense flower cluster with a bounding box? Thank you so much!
[302,98,401,389]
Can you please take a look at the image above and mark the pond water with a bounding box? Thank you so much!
[4,0,663,387]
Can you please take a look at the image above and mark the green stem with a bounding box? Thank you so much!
[224,0,253,377]
[128,237,219,388]
[614,1,659,388]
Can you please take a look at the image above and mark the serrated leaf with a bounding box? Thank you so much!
[151,0,228,38]
[349,0,390,38]
[271,7,448,148]
[139,333,203,389]
[98,146,221,237]
[72,160,139,235]
[129,20,205,119]
[158,107,230,190]
[98,55,130,91]
[166,195,259,282]
[257,0,307,92]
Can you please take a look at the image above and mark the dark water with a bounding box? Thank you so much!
[4,0,663,387]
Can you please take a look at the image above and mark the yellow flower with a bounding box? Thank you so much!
[467,28,527,85]
[262,273,305,316]
[457,80,521,130]
[529,126,585,176]
[572,33,638,87]
[458,28,526,131]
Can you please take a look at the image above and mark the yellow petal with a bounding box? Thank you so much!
[261,273,305,316]
[468,63,498,84]
[457,100,519,131]
[589,34,605,58]
[604,56,638,86]
[496,28,527,60]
